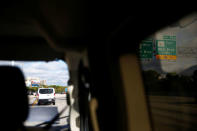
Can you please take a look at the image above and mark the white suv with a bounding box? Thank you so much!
[37,88,55,105]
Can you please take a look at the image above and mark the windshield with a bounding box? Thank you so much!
[39,89,53,94]
[0,60,70,130]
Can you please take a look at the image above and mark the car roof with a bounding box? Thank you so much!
[0,1,195,61]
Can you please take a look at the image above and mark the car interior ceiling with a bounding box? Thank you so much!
[0,1,196,131]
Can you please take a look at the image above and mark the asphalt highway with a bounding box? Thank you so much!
[148,96,197,131]
[25,94,69,129]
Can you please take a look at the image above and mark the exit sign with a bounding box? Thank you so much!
[156,35,176,60]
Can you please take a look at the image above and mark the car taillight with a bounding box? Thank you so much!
[54,93,55,96]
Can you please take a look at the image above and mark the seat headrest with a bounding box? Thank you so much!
[0,66,28,128]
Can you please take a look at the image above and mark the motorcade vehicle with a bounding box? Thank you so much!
[37,88,55,105]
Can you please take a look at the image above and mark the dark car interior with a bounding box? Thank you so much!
[0,1,196,131]
[0,66,28,131]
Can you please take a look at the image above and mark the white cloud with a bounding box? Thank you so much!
[0,60,69,86]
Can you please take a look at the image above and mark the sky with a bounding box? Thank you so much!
[0,60,69,86]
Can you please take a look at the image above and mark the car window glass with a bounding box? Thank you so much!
[139,13,197,131]
[39,89,53,94]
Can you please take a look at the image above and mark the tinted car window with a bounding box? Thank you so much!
[139,13,197,131]
[39,89,53,94]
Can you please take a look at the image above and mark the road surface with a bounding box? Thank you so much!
[148,96,197,131]
[26,94,197,131]
[25,94,69,130]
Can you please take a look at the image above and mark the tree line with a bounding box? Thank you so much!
[27,85,68,93]
[142,70,197,97]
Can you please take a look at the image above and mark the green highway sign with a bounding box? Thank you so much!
[156,35,176,60]
[139,39,153,59]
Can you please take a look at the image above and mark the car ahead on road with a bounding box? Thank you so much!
[37,88,55,105]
